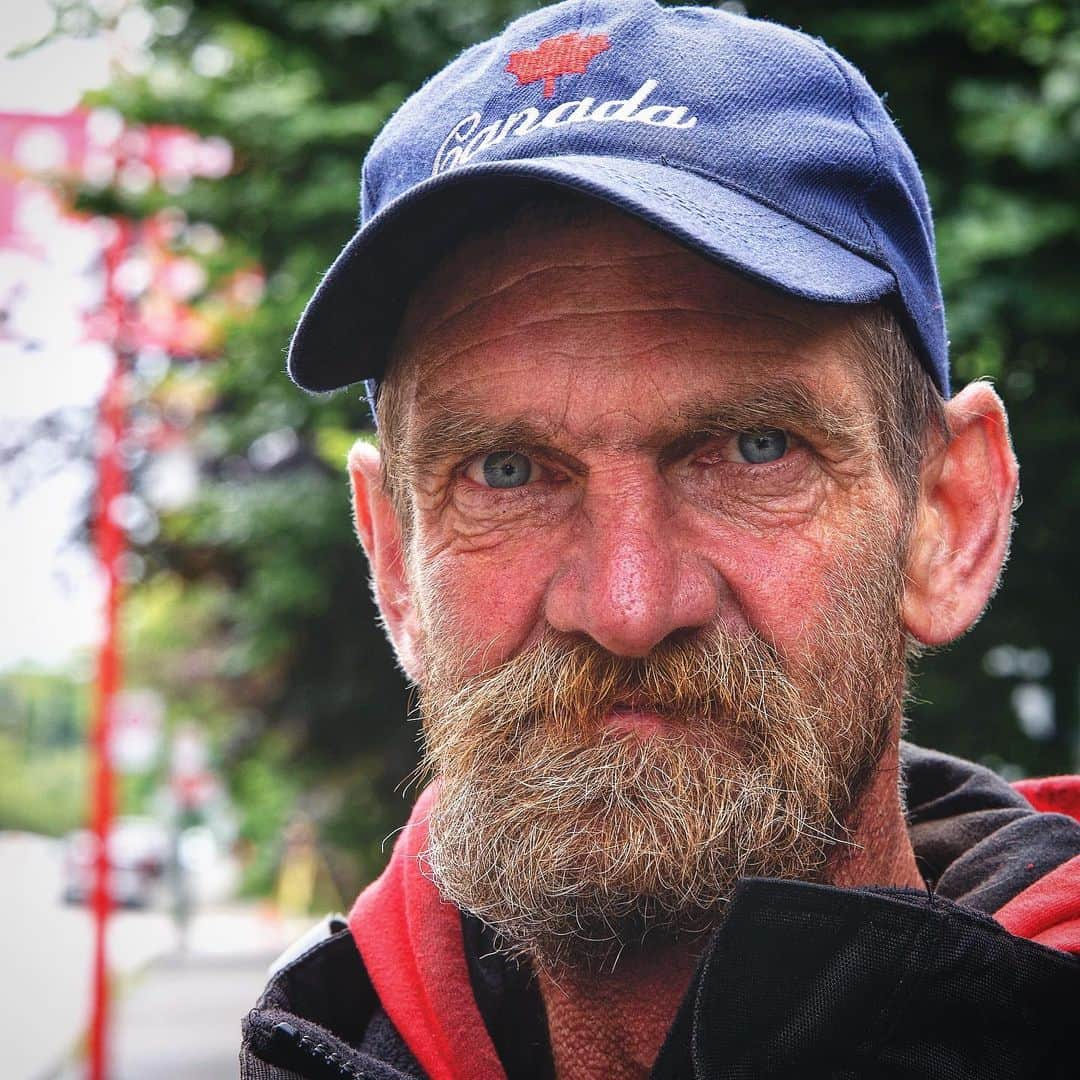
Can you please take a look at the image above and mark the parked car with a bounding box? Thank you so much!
[61,816,168,909]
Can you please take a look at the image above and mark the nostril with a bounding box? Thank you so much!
[661,625,706,649]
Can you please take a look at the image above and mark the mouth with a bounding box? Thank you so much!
[603,699,671,738]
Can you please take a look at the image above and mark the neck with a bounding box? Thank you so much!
[537,739,923,1080]
[824,737,924,891]
[538,935,704,1080]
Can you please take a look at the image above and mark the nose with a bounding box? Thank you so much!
[543,468,720,657]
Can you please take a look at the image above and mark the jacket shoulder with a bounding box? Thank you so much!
[241,918,421,1079]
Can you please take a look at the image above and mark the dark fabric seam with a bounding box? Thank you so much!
[805,37,886,263]
[862,909,947,1064]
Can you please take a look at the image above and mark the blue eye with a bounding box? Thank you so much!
[737,429,788,464]
[481,451,534,488]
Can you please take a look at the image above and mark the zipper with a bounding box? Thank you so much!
[270,1020,372,1079]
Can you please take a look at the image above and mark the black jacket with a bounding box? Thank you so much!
[241,745,1080,1078]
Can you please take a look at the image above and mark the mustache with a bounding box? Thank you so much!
[419,623,813,762]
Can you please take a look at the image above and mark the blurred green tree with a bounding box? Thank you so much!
[57,0,1078,896]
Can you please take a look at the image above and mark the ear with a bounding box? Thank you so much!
[902,381,1018,646]
[348,439,424,681]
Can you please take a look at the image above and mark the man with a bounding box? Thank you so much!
[242,2,1080,1076]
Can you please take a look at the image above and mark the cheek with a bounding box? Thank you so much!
[414,536,559,674]
[692,469,902,653]
[702,522,864,651]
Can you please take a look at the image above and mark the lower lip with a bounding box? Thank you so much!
[604,709,669,737]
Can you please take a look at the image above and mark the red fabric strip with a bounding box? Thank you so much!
[994,853,1080,954]
[1012,775,1080,823]
[996,776,1080,954]
[348,785,506,1080]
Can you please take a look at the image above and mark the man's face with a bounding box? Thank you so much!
[383,207,912,968]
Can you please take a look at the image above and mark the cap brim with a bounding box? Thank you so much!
[287,154,897,393]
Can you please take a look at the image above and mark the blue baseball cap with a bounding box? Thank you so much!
[287,0,949,398]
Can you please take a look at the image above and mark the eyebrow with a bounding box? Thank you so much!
[668,378,871,460]
[402,376,872,482]
[402,410,575,488]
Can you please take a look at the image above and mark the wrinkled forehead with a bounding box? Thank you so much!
[388,201,871,424]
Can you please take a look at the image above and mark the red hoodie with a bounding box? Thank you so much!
[349,770,1080,1080]
[996,776,1080,953]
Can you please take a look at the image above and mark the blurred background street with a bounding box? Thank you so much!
[2,830,308,1079]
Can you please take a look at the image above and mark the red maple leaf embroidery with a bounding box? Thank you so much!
[506,32,611,99]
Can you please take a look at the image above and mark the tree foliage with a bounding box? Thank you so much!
[63,0,1079,895]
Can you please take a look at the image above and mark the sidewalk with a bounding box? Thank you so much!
[52,906,311,1080]
[87,950,274,1079]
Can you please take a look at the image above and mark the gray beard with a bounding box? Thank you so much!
[418,603,904,971]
